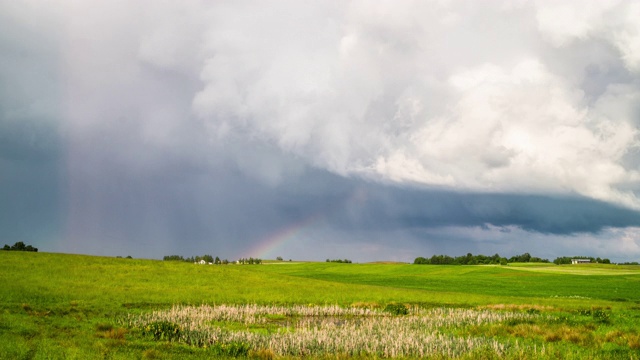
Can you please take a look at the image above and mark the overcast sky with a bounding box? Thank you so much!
[1,1,639,262]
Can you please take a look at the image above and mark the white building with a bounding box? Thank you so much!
[571,259,591,264]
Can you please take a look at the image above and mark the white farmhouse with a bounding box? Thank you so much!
[571,259,591,264]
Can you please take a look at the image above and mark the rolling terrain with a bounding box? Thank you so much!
[1,251,639,359]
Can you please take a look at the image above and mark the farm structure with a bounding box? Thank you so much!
[571,259,591,264]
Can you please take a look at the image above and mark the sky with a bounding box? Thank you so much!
[1,0,639,263]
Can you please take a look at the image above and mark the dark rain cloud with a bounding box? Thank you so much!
[1,1,640,263]
[262,173,640,237]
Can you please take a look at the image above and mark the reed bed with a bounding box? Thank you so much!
[123,304,546,358]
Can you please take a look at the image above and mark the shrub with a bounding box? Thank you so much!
[142,349,162,359]
[210,341,250,357]
[251,348,275,360]
[592,309,611,324]
[143,321,181,341]
[544,332,561,342]
[104,328,127,340]
[95,323,113,332]
[384,303,409,315]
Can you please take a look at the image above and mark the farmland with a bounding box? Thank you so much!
[1,251,639,359]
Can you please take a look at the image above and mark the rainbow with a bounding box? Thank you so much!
[246,187,369,259]
[248,213,325,259]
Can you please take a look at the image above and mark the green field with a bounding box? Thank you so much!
[1,251,639,359]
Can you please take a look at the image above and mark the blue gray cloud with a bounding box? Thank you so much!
[1,1,639,262]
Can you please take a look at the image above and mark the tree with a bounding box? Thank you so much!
[327,259,352,263]
[413,257,429,264]
[277,256,283,261]
[2,241,38,252]
[553,257,571,265]
[509,253,531,263]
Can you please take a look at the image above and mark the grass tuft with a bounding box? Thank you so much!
[142,349,162,359]
[350,301,380,310]
[105,328,127,340]
[544,332,562,342]
[95,323,113,332]
[251,348,276,360]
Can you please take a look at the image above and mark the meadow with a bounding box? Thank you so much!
[1,251,639,359]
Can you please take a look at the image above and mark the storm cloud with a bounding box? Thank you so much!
[1,1,639,262]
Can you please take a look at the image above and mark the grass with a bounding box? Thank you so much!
[252,262,640,306]
[1,251,639,359]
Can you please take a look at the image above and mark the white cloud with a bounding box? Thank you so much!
[535,0,640,73]
[535,1,617,47]
[612,3,640,72]
[397,59,639,207]
[190,2,640,207]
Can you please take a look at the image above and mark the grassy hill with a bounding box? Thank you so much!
[1,251,639,359]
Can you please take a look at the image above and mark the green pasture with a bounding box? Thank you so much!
[251,261,640,305]
[1,251,639,359]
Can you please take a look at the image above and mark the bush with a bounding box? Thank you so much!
[142,349,162,359]
[95,323,113,332]
[142,321,181,341]
[210,341,250,357]
[251,348,275,360]
[592,309,611,324]
[384,303,409,315]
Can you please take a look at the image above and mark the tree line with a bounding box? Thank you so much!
[414,252,618,265]
[163,255,262,264]
[552,256,611,264]
[326,259,352,263]
[2,241,38,252]
[414,252,548,265]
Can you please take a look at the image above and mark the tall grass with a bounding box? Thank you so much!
[124,304,545,358]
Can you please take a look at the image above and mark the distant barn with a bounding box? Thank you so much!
[571,259,591,264]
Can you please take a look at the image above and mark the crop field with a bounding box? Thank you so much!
[1,252,639,359]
